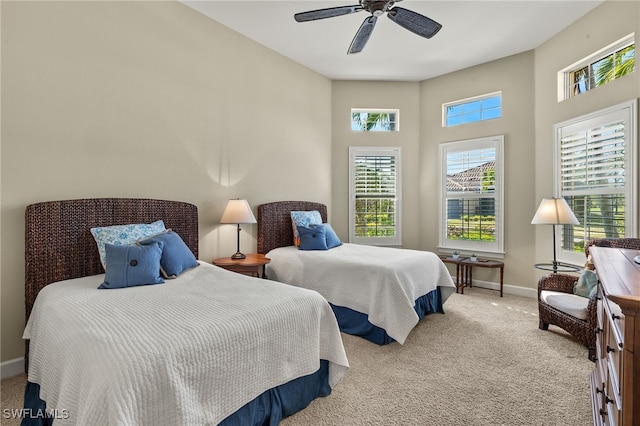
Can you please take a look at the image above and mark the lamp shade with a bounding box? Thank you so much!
[220,199,257,224]
[531,198,579,225]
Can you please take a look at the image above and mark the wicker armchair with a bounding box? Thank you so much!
[538,238,640,361]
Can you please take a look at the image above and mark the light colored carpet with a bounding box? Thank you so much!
[1,287,592,425]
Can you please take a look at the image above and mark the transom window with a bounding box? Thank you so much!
[559,34,635,101]
[443,92,502,127]
[349,147,401,246]
[555,99,637,264]
[351,109,399,132]
[439,136,504,255]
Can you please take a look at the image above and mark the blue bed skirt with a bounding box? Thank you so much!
[330,287,444,345]
[21,360,331,426]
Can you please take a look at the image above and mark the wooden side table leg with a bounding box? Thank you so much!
[454,264,458,293]
[500,266,504,297]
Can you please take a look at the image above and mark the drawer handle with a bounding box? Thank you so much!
[606,396,615,405]
[595,327,602,334]
[595,386,604,394]
[611,313,621,321]
[599,408,607,417]
[606,345,615,354]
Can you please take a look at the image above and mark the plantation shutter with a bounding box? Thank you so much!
[349,147,401,246]
[554,100,636,263]
[354,155,396,198]
[560,120,626,194]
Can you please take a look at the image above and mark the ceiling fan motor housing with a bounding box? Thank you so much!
[361,0,394,16]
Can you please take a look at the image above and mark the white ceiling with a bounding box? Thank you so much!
[181,0,604,81]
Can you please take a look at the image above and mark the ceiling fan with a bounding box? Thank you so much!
[294,0,442,54]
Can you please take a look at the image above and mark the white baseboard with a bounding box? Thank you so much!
[447,274,537,299]
[471,279,537,298]
[1,357,25,379]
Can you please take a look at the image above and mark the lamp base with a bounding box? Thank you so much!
[230,252,246,260]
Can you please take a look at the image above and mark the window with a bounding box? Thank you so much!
[443,92,502,127]
[559,34,635,101]
[351,109,399,131]
[555,99,637,264]
[349,147,401,246]
[439,136,504,255]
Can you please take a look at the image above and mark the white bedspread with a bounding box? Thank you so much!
[23,261,349,425]
[266,244,456,344]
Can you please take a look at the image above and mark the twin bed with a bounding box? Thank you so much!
[22,198,455,425]
[22,198,348,426]
[257,201,456,345]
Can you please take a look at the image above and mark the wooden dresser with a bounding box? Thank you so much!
[590,247,640,425]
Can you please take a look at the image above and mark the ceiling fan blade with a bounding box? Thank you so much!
[387,7,442,39]
[348,15,377,54]
[294,5,363,22]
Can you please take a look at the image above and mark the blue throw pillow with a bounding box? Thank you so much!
[99,242,165,289]
[311,223,343,249]
[291,210,323,247]
[138,230,199,278]
[573,269,598,298]
[297,225,328,250]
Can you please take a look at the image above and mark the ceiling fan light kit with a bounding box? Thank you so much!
[294,0,442,54]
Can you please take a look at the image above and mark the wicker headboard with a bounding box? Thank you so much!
[257,201,328,254]
[24,198,199,325]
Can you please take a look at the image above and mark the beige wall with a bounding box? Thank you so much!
[419,51,536,290]
[533,0,640,271]
[331,81,421,249]
[1,1,332,362]
[2,0,639,365]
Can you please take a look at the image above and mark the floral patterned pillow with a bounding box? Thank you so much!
[90,220,166,269]
[290,211,322,246]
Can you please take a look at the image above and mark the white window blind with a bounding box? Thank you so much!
[560,121,625,193]
[349,147,401,246]
[555,99,637,264]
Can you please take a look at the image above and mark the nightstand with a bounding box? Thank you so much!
[212,253,271,278]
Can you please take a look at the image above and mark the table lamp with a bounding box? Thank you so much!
[220,199,257,259]
[531,197,579,273]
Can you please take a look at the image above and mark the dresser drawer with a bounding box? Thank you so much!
[604,370,621,426]
[605,298,625,347]
[590,369,606,426]
[597,286,604,331]
[603,298,624,397]
[596,287,605,361]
